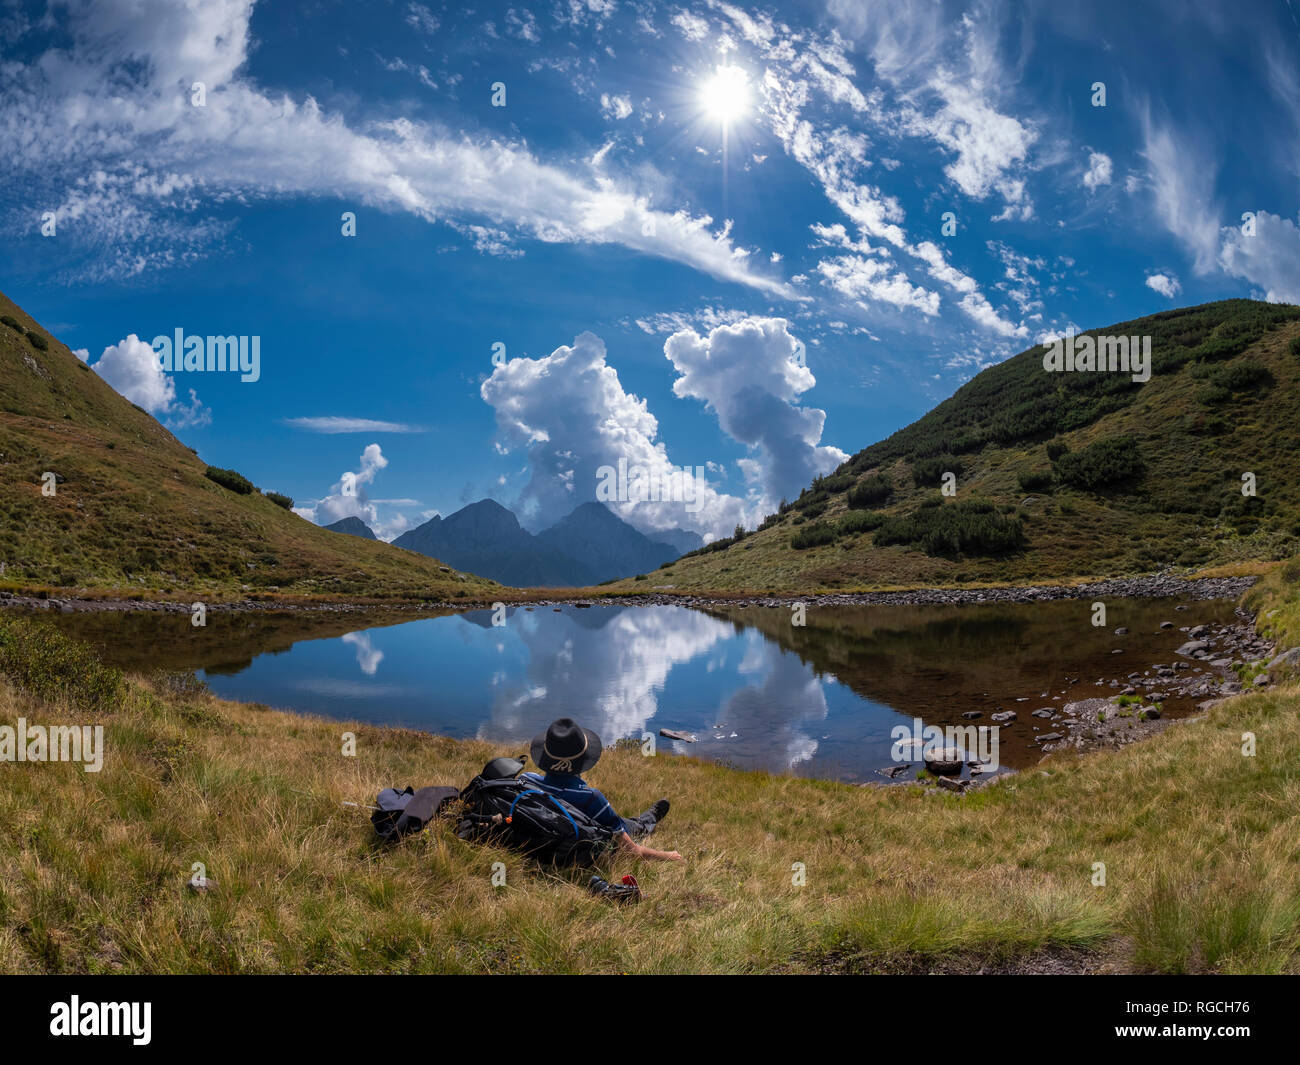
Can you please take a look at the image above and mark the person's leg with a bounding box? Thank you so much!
[622,809,659,839]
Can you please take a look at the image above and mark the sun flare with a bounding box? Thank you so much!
[699,64,751,125]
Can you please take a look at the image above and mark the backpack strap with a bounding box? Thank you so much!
[507,789,581,838]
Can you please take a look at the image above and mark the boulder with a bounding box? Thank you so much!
[923,746,964,774]
[1266,647,1300,673]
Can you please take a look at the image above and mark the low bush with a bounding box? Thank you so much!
[1052,437,1145,491]
[912,455,960,488]
[791,523,837,550]
[1045,439,1070,462]
[25,331,48,351]
[205,466,256,494]
[1017,471,1053,493]
[264,491,294,511]
[847,474,892,509]
[0,614,124,710]
[874,500,1024,557]
[837,510,885,537]
[1210,359,1271,393]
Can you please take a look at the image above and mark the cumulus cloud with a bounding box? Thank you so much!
[1218,211,1300,304]
[1082,151,1113,191]
[663,318,849,507]
[91,334,209,428]
[294,443,406,538]
[1144,272,1181,299]
[1,0,787,294]
[480,331,751,538]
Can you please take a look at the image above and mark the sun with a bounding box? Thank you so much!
[699,64,751,125]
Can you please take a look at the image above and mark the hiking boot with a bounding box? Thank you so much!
[651,799,670,823]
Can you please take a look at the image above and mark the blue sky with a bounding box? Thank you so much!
[2,0,1299,541]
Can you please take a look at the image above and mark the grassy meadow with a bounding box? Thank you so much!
[2,606,1298,975]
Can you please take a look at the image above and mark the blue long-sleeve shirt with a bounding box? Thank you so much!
[520,771,628,834]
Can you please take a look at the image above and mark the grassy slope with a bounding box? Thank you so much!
[2,612,1298,975]
[0,289,502,601]
[610,300,1300,594]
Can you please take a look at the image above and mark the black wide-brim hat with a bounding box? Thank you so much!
[530,717,603,774]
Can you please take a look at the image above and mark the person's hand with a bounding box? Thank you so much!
[660,850,683,862]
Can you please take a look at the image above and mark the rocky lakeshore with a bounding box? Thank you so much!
[0,572,1256,615]
[876,603,1296,795]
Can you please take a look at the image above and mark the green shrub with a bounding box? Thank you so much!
[791,523,837,550]
[0,614,124,710]
[874,500,1024,557]
[1017,470,1053,493]
[912,455,960,487]
[25,331,48,351]
[1052,437,1145,490]
[265,491,294,511]
[847,474,892,508]
[205,466,256,494]
[815,472,856,494]
[0,314,22,332]
[1195,384,1231,407]
[837,510,885,537]
[1210,359,1271,393]
[1289,336,1300,357]
[1045,439,1070,462]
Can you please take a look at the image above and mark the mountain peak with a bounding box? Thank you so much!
[323,516,376,540]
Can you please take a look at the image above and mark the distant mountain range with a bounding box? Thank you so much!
[373,499,702,587]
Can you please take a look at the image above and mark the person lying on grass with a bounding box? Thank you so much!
[524,717,683,862]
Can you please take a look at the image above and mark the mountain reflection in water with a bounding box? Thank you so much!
[45,597,1238,782]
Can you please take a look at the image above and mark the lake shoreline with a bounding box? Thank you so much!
[0,572,1259,616]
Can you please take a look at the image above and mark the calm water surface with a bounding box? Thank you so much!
[47,597,1239,782]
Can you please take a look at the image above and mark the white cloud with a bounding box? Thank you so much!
[295,444,405,538]
[91,334,210,428]
[404,3,439,35]
[1219,211,1300,303]
[817,254,941,316]
[632,306,752,334]
[1082,151,1113,191]
[2,0,788,295]
[663,318,849,507]
[1144,272,1181,299]
[505,9,540,43]
[670,10,711,41]
[1141,115,1222,272]
[480,331,751,537]
[600,93,634,120]
[282,417,426,434]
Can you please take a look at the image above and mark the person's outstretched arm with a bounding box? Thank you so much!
[618,832,683,862]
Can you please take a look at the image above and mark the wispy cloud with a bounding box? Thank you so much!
[283,417,427,434]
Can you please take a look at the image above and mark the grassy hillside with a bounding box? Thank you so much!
[620,300,1300,593]
[2,610,1299,974]
[0,290,501,601]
